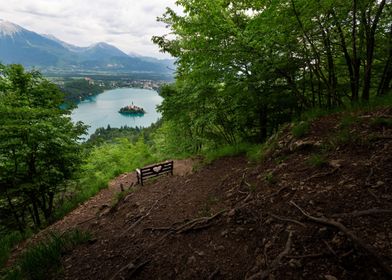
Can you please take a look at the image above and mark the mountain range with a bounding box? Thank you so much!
[0,19,175,76]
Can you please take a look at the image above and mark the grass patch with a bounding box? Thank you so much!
[264,172,277,185]
[4,229,91,280]
[111,187,136,207]
[0,232,26,270]
[307,153,328,167]
[53,137,162,221]
[371,117,392,128]
[339,114,359,129]
[203,143,253,164]
[291,121,310,138]
[326,128,361,149]
[301,107,333,122]
[274,155,289,164]
[198,195,220,217]
[203,141,276,164]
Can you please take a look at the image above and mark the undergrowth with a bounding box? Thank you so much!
[307,153,328,167]
[292,121,310,138]
[203,143,258,164]
[3,230,91,280]
[0,232,26,269]
[53,137,161,220]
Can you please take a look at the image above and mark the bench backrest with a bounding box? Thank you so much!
[136,161,173,185]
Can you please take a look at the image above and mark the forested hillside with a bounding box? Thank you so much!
[152,0,391,153]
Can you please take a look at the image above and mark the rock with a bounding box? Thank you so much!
[290,140,322,152]
[88,238,98,245]
[376,181,384,186]
[235,227,245,233]
[227,209,236,217]
[99,204,110,211]
[187,256,196,265]
[221,230,229,237]
[289,259,302,268]
[371,181,384,189]
[216,245,225,251]
[329,160,343,168]
[324,275,337,280]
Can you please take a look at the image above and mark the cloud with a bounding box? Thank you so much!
[0,0,179,58]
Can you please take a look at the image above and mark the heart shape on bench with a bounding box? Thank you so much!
[152,166,163,173]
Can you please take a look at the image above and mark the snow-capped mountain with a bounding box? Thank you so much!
[0,19,23,37]
[0,20,174,74]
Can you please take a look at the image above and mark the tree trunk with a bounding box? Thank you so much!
[30,194,41,228]
[377,25,392,96]
[6,192,24,232]
[361,0,387,101]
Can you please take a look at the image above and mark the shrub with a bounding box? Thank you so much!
[0,232,25,269]
[4,230,91,280]
[371,117,392,128]
[292,121,310,138]
[307,154,327,167]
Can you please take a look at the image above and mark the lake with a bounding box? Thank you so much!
[71,88,163,139]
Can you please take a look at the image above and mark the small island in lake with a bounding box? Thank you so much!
[119,102,146,115]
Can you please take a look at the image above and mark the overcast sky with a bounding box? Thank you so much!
[0,0,179,59]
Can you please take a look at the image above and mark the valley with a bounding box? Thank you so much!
[0,19,175,76]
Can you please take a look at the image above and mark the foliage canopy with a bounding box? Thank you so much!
[153,0,391,153]
[0,64,87,231]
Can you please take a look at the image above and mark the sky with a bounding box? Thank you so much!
[0,0,179,59]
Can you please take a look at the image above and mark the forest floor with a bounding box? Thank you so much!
[8,107,392,279]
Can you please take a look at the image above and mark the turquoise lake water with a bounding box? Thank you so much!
[71,88,163,139]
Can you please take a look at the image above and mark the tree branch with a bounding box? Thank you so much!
[290,201,392,277]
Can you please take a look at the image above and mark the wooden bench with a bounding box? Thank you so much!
[136,161,174,186]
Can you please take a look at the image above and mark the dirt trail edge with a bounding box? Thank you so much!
[7,159,196,265]
[11,109,392,279]
[58,108,392,280]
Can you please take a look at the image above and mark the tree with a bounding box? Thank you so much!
[153,0,391,152]
[0,64,87,231]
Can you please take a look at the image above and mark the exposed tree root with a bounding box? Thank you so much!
[269,213,306,228]
[367,189,381,203]
[365,167,374,186]
[142,227,173,232]
[285,252,326,259]
[246,231,293,280]
[258,186,288,201]
[77,216,97,226]
[303,167,339,182]
[208,268,220,280]
[331,208,392,218]
[125,260,150,280]
[110,259,150,280]
[290,201,392,278]
[120,193,170,236]
[175,209,228,234]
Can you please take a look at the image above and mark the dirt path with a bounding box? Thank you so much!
[7,159,197,265]
[56,108,392,280]
[7,108,392,280]
[49,158,197,233]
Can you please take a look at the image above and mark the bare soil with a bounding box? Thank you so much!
[10,108,392,279]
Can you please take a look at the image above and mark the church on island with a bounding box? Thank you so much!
[119,102,145,115]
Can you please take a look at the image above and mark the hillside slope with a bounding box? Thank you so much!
[9,107,392,279]
[55,107,392,280]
